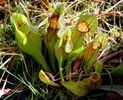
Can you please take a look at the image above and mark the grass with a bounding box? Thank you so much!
[0,0,123,99]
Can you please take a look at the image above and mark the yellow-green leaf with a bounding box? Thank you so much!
[83,72,101,89]
[39,70,60,87]
[93,34,108,50]
[61,81,88,96]
[77,13,98,35]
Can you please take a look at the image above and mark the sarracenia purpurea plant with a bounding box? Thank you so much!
[11,2,108,96]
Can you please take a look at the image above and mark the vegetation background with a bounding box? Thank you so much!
[0,0,123,100]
